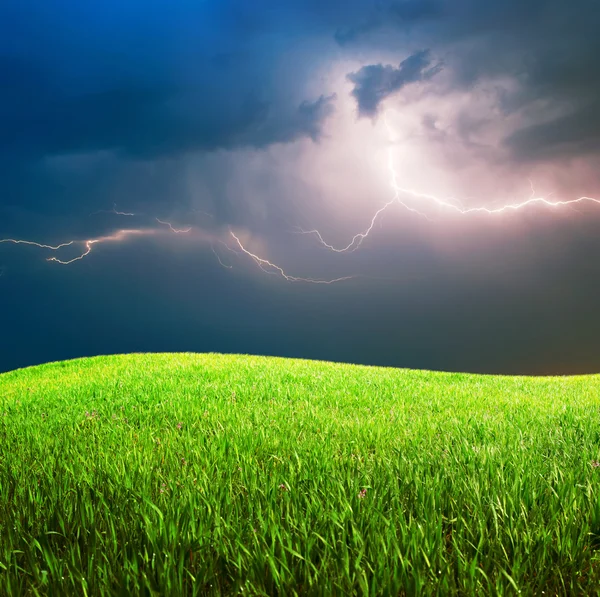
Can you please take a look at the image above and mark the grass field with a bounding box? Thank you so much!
[1,353,600,595]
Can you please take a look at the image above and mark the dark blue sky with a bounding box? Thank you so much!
[2,0,600,374]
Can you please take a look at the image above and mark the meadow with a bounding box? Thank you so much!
[1,353,600,595]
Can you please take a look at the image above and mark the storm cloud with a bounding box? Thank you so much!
[1,0,600,375]
[348,50,442,117]
[1,68,337,161]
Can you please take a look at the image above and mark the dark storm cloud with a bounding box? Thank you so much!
[0,0,341,165]
[1,81,336,159]
[348,50,442,117]
[6,0,598,163]
[261,94,338,145]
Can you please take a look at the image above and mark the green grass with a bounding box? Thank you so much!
[1,353,600,595]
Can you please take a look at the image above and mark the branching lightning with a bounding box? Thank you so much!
[298,110,600,253]
[3,106,599,285]
[0,229,159,266]
[228,230,354,284]
[46,230,158,264]
[1,204,206,277]
[46,240,96,264]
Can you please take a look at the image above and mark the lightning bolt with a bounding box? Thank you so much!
[1,204,199,274]
[156,219,192,234]
[46,240,97,264]
[298,110,600,253]
[47,229,159,264]
[229,230,354,284]
[0,229,159,266]
[4,105,599,285]
[90,203,136,217]
[211,241,235,269]
[0,238,75,251]
[1,210,239,278]
[90,206,195,235]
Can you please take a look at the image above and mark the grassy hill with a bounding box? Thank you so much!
[1,353,600,595]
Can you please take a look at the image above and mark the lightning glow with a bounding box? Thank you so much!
[3,105,600,285]
[229,230,354,284]
[298,110,600,253]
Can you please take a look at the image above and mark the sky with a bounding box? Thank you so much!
[1,0,600,375]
